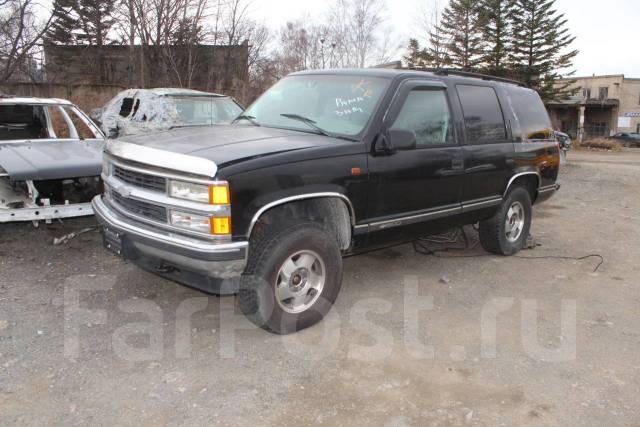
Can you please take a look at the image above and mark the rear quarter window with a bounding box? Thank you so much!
[506,86,553,140]
[456,85,507,144]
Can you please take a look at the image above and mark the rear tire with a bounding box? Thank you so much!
[479,186,532,256]
[238,221,343,334]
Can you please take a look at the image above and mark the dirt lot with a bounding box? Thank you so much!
[1,150,639,426]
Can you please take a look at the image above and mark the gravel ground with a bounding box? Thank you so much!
[1,149,639,426]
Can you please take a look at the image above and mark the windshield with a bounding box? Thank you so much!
[242,75,390,137]
[171,96,243,126]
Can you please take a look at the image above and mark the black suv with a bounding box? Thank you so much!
[93,69,560,334]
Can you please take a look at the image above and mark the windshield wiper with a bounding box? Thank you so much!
[279,113,335,137]
[279,114,358,141]
[232,114,260,126]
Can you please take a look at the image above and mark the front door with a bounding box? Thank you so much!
[366,80,465,244]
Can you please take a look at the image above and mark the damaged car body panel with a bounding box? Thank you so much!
[91,88,244,138]
[0,139,105,180]
[0,96,105,223]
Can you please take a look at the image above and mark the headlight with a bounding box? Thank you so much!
[169,180,230,205]
[170,210,232,235]
[170,210,212,234]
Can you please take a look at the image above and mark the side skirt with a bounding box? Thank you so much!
[361,197,503,233]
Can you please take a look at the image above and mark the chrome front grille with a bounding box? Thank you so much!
[110,190,167,223]
[104,154,229,240]
[114,165,166,192]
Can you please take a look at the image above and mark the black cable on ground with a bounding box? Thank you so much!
[512,254,604,273]
[412,227,605,273]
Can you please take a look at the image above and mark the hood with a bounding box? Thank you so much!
[0,139,104,181]
[117,125,351,166]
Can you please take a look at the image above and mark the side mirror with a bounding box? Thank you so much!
[388,129,417,151]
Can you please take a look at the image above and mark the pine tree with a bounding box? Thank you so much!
[426,6,450,69]
[440,0,485,71]
[74,0,115,47]
[510,0,578,100]
[480,0,515,76]
[47,0,80,45]
[46,0,115,83]
[404,38,432,69]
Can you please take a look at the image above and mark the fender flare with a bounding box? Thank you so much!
[246,192,356,239]
[503,171,541,197]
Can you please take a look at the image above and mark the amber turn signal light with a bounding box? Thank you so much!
[209,183,230,205]
[210,217,231,235]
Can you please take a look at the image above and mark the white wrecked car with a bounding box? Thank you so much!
[0,96,105,224]
[91,88,244,138]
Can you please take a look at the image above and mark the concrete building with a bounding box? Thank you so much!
[43,43,250,102]
[547,75,640,141]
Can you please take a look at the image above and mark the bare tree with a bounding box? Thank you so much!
[218,0,276,100]
[219,0,249,90]
[412,0,450,68]
[374,24,402,65]
[114,0,214,87]
[165,0,210,88]
[329,0,386,68]
[0,0,53,82]
[275,20,331,74]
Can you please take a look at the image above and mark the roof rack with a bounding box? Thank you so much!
[405,67,526,87]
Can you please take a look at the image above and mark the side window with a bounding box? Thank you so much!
[47,106,71,138]
[63,106,98,139]
[390,88,453,146]
[506,86,553,140]
[457,85,506,144]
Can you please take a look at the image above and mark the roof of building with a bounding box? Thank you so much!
[558,74,640,81]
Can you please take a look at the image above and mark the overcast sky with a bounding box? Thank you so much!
[252,0,640,77]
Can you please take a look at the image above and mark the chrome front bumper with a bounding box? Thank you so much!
[92,195,248,280]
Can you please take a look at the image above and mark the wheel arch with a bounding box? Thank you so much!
[504,171,540,201]
[247,193,356,251]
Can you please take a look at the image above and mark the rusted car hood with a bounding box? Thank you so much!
[0,139,104,181]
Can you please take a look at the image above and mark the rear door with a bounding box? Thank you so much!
[455,84,514,208]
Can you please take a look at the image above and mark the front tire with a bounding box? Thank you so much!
[479,186,532,256]
[238,221,343,334]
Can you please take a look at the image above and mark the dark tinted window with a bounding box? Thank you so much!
[506,86,553,140]
[456,85,506,143]
[390,89,453,146]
